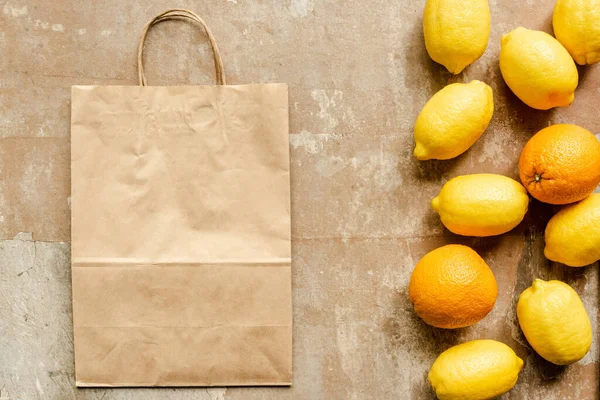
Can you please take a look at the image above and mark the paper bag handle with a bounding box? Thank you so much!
[137,9,227,86]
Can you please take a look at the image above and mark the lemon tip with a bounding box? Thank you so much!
[431,196,440,212]
[414,143,429,160]
[566,92,575,106]
[532,279,545,291]
[543,246,551,259]
[516,356,524,370]
[447,65,466,75]
[501,27,526,46]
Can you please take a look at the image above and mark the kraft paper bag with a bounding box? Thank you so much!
[70,9,292,387]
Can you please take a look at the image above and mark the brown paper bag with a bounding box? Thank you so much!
[70,9,292,387]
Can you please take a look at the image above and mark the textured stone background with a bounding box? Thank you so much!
[0,0,599,399]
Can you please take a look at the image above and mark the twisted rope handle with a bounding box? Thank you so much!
[137,9,226,86]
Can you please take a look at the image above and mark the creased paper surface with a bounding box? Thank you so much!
[71,84,292,387]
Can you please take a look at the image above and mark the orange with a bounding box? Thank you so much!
[408,244,498,329]
[519,124,600,205]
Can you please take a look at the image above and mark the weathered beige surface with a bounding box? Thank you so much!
[0,0,598,399]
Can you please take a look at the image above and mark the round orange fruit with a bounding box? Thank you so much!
[519,124,600,205]
[408,244,498,329]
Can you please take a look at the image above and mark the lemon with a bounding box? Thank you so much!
[428,340,523,400]
[414,81,494,161]
[431,174,529,237]
[553,0,600,65]
[544,194,600,267]
[517,279,592,365]
[423,0,491,74]
[499,27,578,110]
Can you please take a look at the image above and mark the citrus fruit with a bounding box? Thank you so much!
[408,244,497,329]
[414,81,494,160]
[518,124,600,205]
[545,194,600,267]
[517,279,592,365]
[431,174,529,237]
[428,340,524,400]
[423,0,490,74]
[499,27,578,110]
[553,0,600,65]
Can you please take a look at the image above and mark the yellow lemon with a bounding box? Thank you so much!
[499,27,578,110]
[423,0,491,74]
[553,0,600,65]
[431,174,529,237]
[414,81,494,161]
[428,340,523,400]
[517,279,592,365]
[544,193,600,267]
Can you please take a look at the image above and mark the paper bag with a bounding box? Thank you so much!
[70,9,292,387]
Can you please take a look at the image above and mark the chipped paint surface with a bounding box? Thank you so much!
[3,2,27,17]
[289,130,342,154]
[1,0,599,399]
[289,0,314,18]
